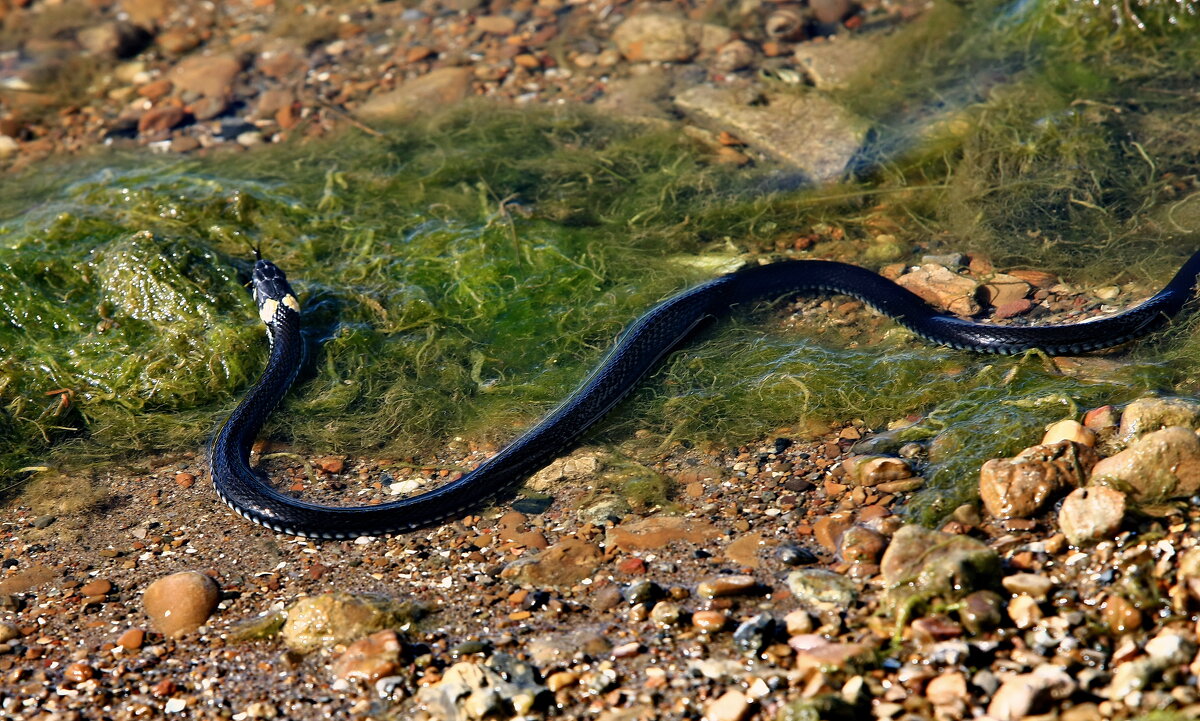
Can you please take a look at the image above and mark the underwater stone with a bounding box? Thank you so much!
[142,571,219,637]
[895,264,981,316]
[786,569,856,618]
[332,630,402,683]
[674,85,868,183]
[500,538,602,587]
[732,614,775,655]
[281,593,424,653]
[357,67,474,120]
[792,34,883,90]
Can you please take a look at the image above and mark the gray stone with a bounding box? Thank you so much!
[1090,426,1200,501]
[1058,486,1125,545]
[879,525,1001,617]
[673,85,868,183]
[792,34,884,90]
[786,569,856,621]
[418,654,545,720]
[357,67,474,120]
[1119,396,1200,440]
[281,593,425,653]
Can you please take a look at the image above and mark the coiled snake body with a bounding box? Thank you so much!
[210,252,1200,539]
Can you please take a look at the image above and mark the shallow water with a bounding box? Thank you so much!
[1,0,1198,523]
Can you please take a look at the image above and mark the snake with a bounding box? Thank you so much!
[209,251,1200,539]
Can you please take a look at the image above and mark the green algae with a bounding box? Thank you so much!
[1,1,1199,528]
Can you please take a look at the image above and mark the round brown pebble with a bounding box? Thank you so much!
[117,628,144,649]
[143,571,220,637]
[692,610,728,632]
[697,575,757,598]
[63,662,95,683]
[80,579,113,597]
[175,472,195,488]
[1101,594,1142,635]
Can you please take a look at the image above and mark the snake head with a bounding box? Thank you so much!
[252,259,300,326]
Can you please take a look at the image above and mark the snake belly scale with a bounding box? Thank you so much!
[209,252,1200,539]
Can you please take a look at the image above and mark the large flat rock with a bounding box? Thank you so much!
[674,85,868,183]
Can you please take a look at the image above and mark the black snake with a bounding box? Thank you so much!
[209,251,1200,538]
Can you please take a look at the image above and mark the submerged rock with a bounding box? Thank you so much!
[786,569,856,622]
[501,538,602,587]
[880,525,1000,617]
[281,593,425,653]
[1090,426,1200,500]
[987,665,1076,721]
[332,629,402,683]
[896,264,981,316]
[673,85,868,183]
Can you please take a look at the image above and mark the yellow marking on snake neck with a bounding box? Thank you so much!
[258,298,279,324]
[282,294,300,312]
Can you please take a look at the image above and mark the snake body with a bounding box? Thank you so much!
[210,252,1200,539]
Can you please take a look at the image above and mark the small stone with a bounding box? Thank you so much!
[32,515,56,529]
[138,105,187,134]
[1090,426,1200,500]
[841,455,913,486]
[316,457,345,474]
[1001,573,1053,601]
[810,0,857,24]
[839,525,886,564]
[117,628,144,650]
[63,661,95,683]
[475,15,517,34]
[500,538,602,587]
[957,590,1003,635]
[282,593,423,653]
[174,472,195,488]
[78,21,149,58]
[1058,486,1125,546]
[994,299,1033,319]
[80,579,113,597]
[712,40,755,72]
[169,53,243,99]
[979,441,1096,519]
[692,610,728,632]
[981,273,1031,307]
[157,28,201,54]
[1118,397,1200,439]
[143,571,219,636]
[697,575,757,598]
[926,672,968,706]
[1008,594,1042,629]
[622,579,662,605]
[777,545,817,566]
[896,264,981,316]
[0,622,19,643]
[1101,594,1141,635]
[732,614,775,655]
[612,13,696,62]
[357,67,474,120]
[783,609,813,635]
[910,615,963,644]
[546,670,578,691]
[0,135,18,160]
[987,665,1076,721]
[786,569,856,618]
[1041,419,1096,447]
[706,690,752,721]
[332,630,401,682]
[1084,405,1119,431]
[880,525,1000,618]
[649,601,682,626]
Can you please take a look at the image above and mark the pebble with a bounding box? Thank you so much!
[62,661,95,683]
[692,610,728,632]
[1008,594,1042,629]
[501,538,602,587]
[546,670,578,692]
[979,441,1096,518]
[1100,594,1141,634]
[282,592,421,653]
[117,628,144,650]
[880,525,1000,616]
[0,622,19,642]
[987,665,1076,721]
[1001,573,1053,600]
[777,544,817,566]
[32,515,56,529]
[1118,397,1200,439]
[143,571,219,636]
[1042,419,1096,447]
[697,575,757,598]
[1058,486,1125,545]
[838,525,886,564]
[649,601,682,626]
[786,568,856,618]
[332,630,401,682]
[611,14,697,62]
[732,614,775,655]
[80,579,113,597]
[622,579,662,605]
[926,671,968,706]
[896,264,981,316]
[783,609,814,635]
[705,690,752,721]
[1090,426,1200,500]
